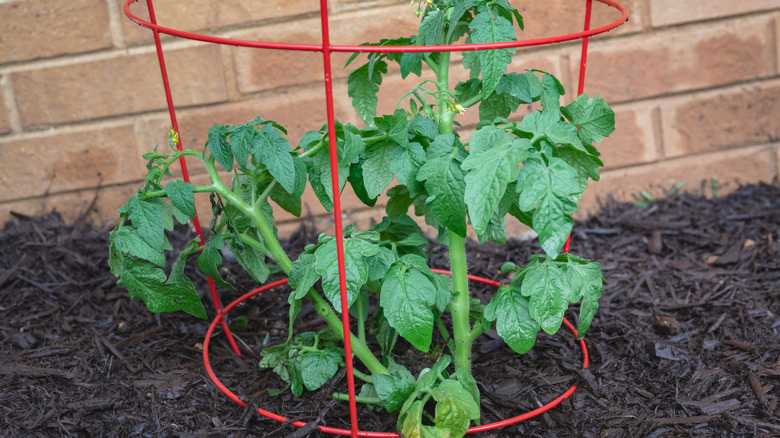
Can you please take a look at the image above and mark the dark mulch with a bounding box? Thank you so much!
[1,182,778,437]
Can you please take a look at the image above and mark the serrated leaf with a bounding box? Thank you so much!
[197,234,236,291]
[417,133,467,237]
[348,61,387,126]
[518,110,585,152]
[315,238,378,312]
[118,258,206,319]
[165,181,196,218]
[299,347,342,391]
[521,261,568,334]
[289,253,320,299]
[380,264,437,353]
[484,284,539,353]
[479,90,521,122]
[561,93,616,145]
[557,145,602,197]
[392,141,427,196]
[469,11,517,97]
[540,72,565,114]
[362,140,396,198]
[433,379,480,437]
[112,227,166,267]
[447,0,476,43]
[496,72,542,103]
[400,51,424,78]
[407,115,438,140]
[228,123,256,168]
[348,159,377,207]
[418,9,446,47]
[125,194,166,253]
[401,400,451,438]
[208,124,233,172]
[227,236,269,283]
[374,373,415,413]
[462,127,531,234]
[516,156,580,257]
[255,124,295,194]
[561,257,602,338]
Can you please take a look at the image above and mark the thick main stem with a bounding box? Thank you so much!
[435,52,472,373]
[204,158,388,376]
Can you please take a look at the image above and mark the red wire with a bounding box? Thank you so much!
[318,0,360,435]
[145,0,240,356]
[202,274,588,437]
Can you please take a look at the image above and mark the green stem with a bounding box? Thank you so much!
[204,156,389,376]
[436,318,456,357]
[459,92,483,109]
[448,233,472,373]
[332,393,382,405]
[351,368,373,383]
[141,184,216,200]
[469,320,486,343]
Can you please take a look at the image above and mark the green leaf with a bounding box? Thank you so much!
[255,124,295,194]
[112,227,166,267]
[418,9,446,47]
[561,93,616,145]
[226,236,269,283]
[362,140,396,198]
[380,264,437,353]
[167,246,197,292]
[469,11,517,97]
[479,90,521,123]
[299,347,342,391]
[373,373,415,413]
[400,51,424,78]
[521,261,569,334]
[407,115,438,140]
[208,124,233,172]
[516,156,580,257]
[401,400,451,438]
[484,284,539,353]
[348,61,387,126]
[125,194,166,253]
[540,72,565,114]
[496,72,542,103]
[432,379,480,438]
[315,238,378,312]
[118,258,206,319]
[348,160,378,207]
[462,126,531,234]
[164,181,196,218]
[446,0,476,43]
[561,255,602,338]
[454,368,480,410]
[392,142,426,196]
[228,123,256,168]
[365,246,397,281]
[197,234,236,291]
[417,133,468,238]
[557,145,603,197]
[289,253,320,299]
[518,110,585,152]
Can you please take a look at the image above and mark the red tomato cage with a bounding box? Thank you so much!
[123,0,627,436]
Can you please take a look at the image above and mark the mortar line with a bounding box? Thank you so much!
[651,106,664,160]
[0,73,22,134]
[106,0,128,49]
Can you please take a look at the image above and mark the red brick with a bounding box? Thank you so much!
[120,0,321,44]
[13,45,228,128]
[0,98,10,135]
[0,124,144,203]
[0,0,112,64]
[578,145,776,217]
[139,85,353,153]
[660,82,780,157]
[232,5,420,94]
[0,183,139,227]
[598,106,657,168]
[649,0,780,27]
[575,16,776,103]
[516,0,641,40]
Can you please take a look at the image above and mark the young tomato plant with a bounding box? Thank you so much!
[109,1,614,436]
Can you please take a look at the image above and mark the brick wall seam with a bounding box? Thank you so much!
[106,0,127,49]
[0,74,21,134]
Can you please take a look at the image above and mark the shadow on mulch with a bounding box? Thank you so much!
[1,182,778,437]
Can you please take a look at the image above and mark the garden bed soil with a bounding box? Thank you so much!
[1,182,779,437]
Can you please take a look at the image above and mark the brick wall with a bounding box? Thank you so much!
[1,0,778,236]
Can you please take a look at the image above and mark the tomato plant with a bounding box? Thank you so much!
[109,1,615,436]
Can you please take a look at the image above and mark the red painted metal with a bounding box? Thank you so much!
[124,0,627,53]
[202,274,589,437]
[128,0,623,434]
[144,0,240,356]
[317,0,361,434]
